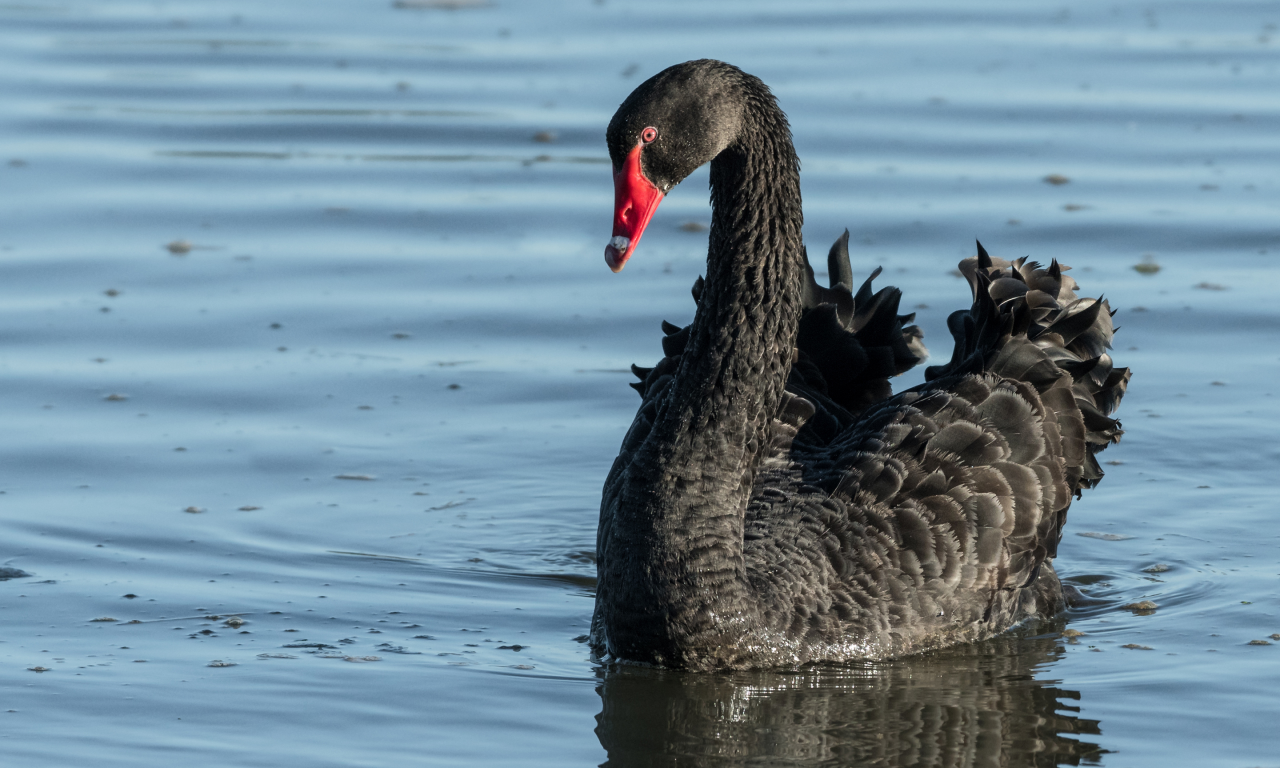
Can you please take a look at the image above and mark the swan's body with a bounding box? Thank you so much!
[592,60,1129,669]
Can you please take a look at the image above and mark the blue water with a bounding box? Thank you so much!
[1,1,1278,765]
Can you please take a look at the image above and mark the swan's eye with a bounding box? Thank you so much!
[641,127,658,144]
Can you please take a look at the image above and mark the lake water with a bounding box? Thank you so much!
[1,1,1278,765]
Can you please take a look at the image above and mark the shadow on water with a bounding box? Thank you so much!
[595,622,1104,767]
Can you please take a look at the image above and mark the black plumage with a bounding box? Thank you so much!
[592,60,1129,670]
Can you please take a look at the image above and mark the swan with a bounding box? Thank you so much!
[592,60,1129,669]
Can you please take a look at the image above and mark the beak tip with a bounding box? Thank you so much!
[605,244,628,272]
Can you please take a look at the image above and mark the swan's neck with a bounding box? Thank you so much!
[604,99,804,664]
[668,111,805,504]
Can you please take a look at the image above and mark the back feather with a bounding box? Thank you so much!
[795,230,928,414]
[925,241,1130,494]
[628,230,928,418]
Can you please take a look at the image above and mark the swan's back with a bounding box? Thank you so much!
[618,239,1128,663]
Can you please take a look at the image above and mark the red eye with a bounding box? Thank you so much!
[641,127,658,143]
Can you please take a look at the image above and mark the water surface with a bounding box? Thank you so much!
[2,1,1278,766]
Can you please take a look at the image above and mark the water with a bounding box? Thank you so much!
[1,1,1278,765]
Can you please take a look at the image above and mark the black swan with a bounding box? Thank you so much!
[593,60,1129,669]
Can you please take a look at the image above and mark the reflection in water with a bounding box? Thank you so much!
[596,624,1103,767]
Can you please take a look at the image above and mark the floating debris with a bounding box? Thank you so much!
[509,664,535,670]
[679,221,708,232]
[0,567,31,581]
[497,644,526,651]
[335,474,376,481]
[207,660,237,667]
[28,666,51,672]
[103,393,129,402]
[257,653,297,659]
[166,240,193,255]
[1194,282,1228,291]
[238,506,261,511]
[1247,639,1272,646]
[1122,601,1159,615]
[90,617,118,622]
[391,332,412,339]
[1121,643,1154,650]
[1142,564,1171,574]
[1043,174,1070,185]
[376,643,421,655]
[224,617,245,629]
[1062,203,1089,212]
[1077,531,1134,541]
[1133,255,1161,274]
[183,506,205,514]
[1061,629,1085,638]
[342,656,382,663]
[532,131,556,143]
[123,594,137,599]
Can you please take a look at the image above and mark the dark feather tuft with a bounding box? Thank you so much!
[791,232,927,414]
[926,243,1129,495]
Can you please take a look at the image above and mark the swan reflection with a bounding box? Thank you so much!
[596,624,1103,767]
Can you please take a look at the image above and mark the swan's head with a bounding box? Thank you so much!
[603,60,745,272]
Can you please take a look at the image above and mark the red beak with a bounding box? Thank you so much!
[605,143,664,272]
